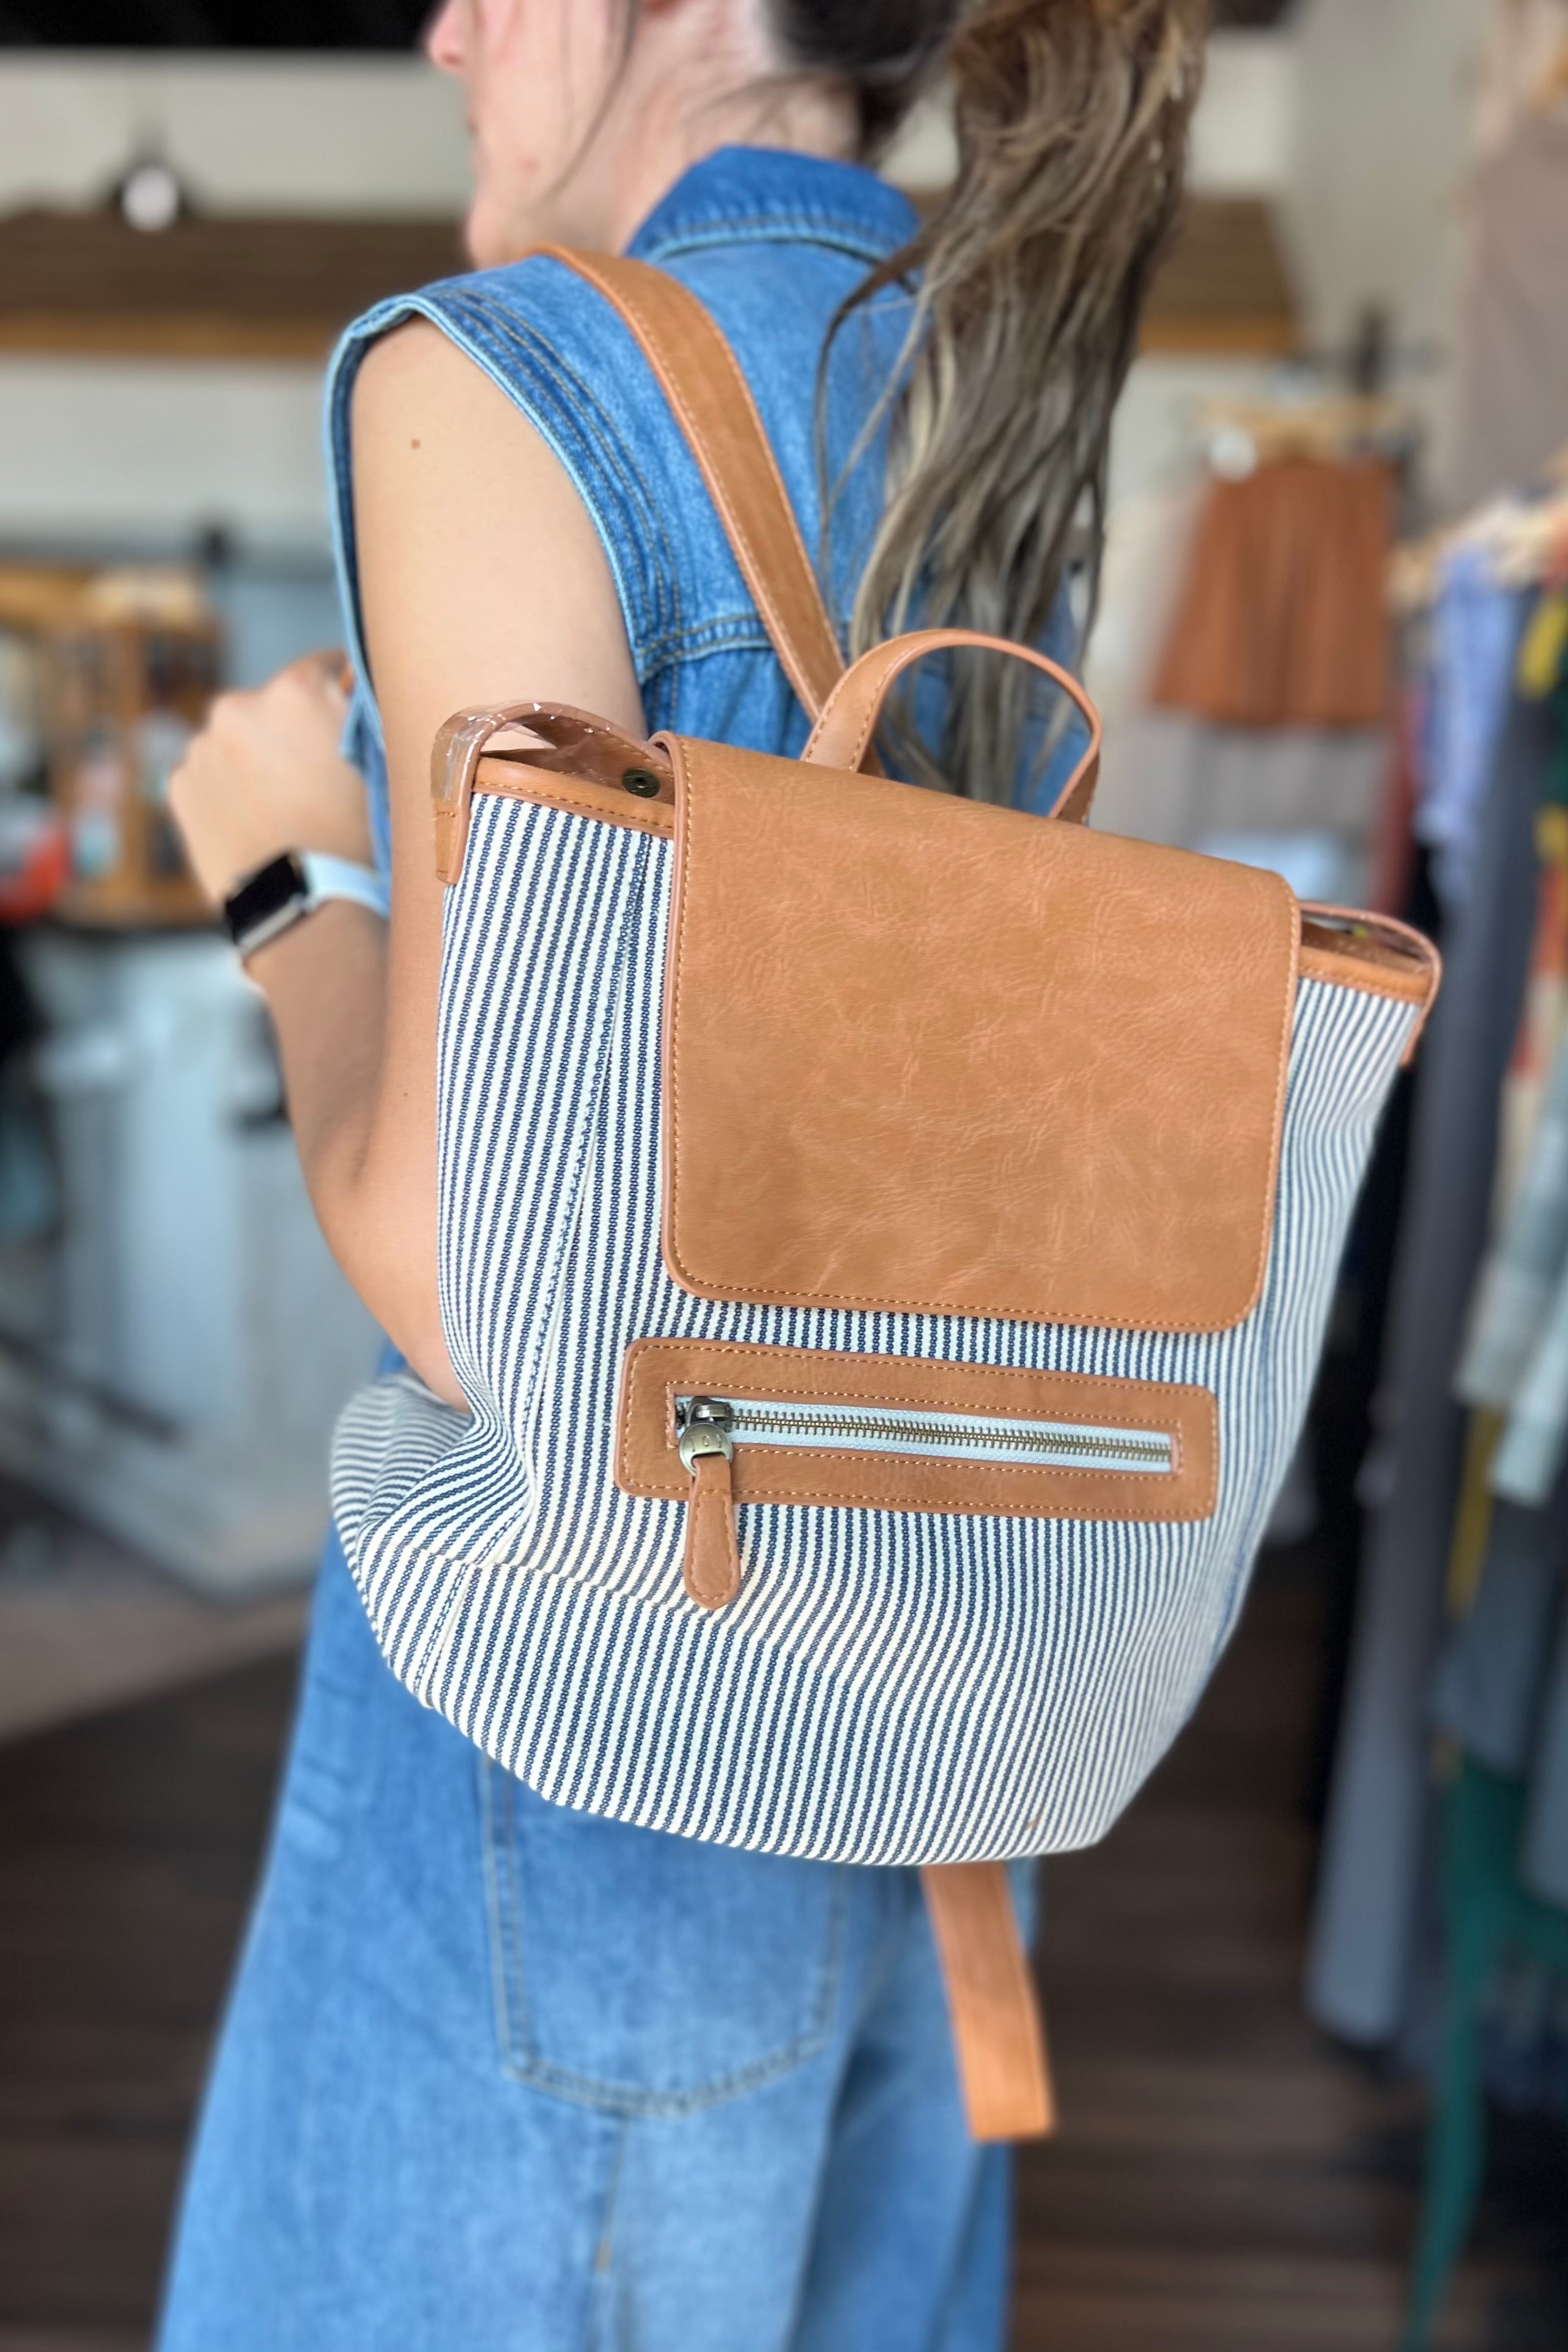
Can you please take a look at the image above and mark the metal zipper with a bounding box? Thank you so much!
[668,1390,1179,1615]
[673,1395,1174,1477]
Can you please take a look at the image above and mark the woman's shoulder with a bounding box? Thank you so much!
[328,254,783,719]
[364,250,640,366]
[323,212,906,730]
[329,250,648,436]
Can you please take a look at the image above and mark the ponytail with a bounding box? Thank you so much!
[791,0,1208,797]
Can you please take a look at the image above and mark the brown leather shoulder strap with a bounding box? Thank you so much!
[531,247,845,723]
[531,248,1100,825]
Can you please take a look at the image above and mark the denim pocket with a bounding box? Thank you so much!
[482,1764,846,2117]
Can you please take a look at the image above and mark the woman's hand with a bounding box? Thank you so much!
[168,653,374,906]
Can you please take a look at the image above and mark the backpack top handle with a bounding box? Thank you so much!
[802,626,1103,823]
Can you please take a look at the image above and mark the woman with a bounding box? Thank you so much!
[159,3,1201,2345]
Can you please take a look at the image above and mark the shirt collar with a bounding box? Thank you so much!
[626,146,917,267]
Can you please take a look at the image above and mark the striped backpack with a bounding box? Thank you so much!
[333,254,1440,2140]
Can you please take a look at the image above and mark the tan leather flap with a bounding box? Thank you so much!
[659,735,1298,1334]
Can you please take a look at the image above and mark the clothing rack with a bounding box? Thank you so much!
[1389,461,1568,612]
[1196,392,1418,476]
[1309,452,1568,2345]
[1529,28,1568,112]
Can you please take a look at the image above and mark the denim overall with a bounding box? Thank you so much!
[158,149,1076,2352]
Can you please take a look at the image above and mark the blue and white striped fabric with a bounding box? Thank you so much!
[332,793,1418,1868]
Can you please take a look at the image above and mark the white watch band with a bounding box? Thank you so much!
[301,852,390,922]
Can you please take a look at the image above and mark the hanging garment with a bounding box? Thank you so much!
[1432,1488,1567,1776]
[1455,815,1568,1504]
[1429,1479,1568,2104]
[1516,576,1568,697]
[1417,547,1527,909]
[1448,109,1568,512]
[1457,922,1568,1416]
[1369,688,1422,919]
[1489,805,1568,1213]
[1457,1034,1568,1506]
[1444,1411,1505,1623]
[1522,1605,1568,1906]
[1150,456,1394,731]
[1422,719,1568,2123]
[1491,1267,1568,1501]
[1308,689,1554,2046]
[1473,0,1568,163]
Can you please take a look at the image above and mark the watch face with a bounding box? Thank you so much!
[223,851,308,951]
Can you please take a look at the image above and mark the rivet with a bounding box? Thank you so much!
[622,767,662,799]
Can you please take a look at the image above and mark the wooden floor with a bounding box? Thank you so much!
[0,1553,1562,2351]
[0,1504,305,1747]
[1015,1559,1567,2352]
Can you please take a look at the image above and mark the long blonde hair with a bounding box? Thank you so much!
[784,0,1208,796]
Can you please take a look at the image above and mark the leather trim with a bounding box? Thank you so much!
[682,1448,742,1608]
[461,764,1441,1029]
[660,733,1298,1334]
[921,1863,1054,2142]
[1300,903,1441,1064]
[433,702,673,882]
[473,754,675,838]
[615,1340,1219,1523]
[1300,941,1427,999]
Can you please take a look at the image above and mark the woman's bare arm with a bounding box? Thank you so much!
[175,320,645,1405]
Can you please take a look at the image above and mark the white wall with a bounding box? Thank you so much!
[0,362,327,553]
[0,15,1438,312]
[883,28,1298,199]
[0,23,1481,555]
[1284,0,1492,352]
[1103,28,1303,516]
[0,32,1296,221]
[1115,0,1499,500]
[1096,0,1501,714]
[1283,0,1496,506]
[0,34,1303,557]
[0,55,470,216]
[0,57,472,557]
[1189,28,1297,194]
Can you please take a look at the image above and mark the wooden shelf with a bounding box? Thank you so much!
[894,189,1297,360]
[0,209,466,361]
[1139,196,1298,358]
[0,194,1296,365]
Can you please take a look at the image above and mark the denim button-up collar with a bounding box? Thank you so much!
[627,143,919,267]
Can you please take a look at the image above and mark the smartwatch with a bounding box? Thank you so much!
[222,851,389,961]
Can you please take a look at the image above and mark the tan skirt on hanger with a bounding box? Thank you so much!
[1150,456,1394,730]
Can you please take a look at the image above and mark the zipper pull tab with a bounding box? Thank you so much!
[677,1398,741,1610]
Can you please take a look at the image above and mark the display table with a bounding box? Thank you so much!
[0,925,379,1593]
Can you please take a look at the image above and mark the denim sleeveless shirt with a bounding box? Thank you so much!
[324,144,1084,873]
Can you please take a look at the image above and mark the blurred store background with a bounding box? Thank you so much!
[0,4,1564,2350]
